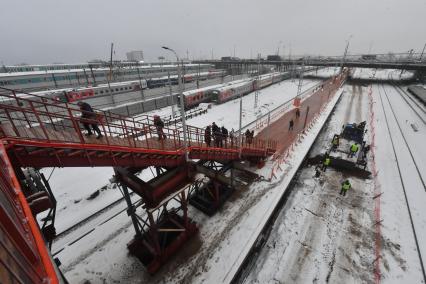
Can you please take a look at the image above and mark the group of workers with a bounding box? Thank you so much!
[314,132,365,198]
[330,134,361,158]
[316,155,353,197]
[204,122,234,148]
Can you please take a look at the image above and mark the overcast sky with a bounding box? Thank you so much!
[0,0,425,65]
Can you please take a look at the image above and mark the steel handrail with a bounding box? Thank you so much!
[0,86,277,154]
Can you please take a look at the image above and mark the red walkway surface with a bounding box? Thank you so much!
[255,71,347,155]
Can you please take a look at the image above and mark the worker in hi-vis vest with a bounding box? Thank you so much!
[340,180,351,196]
[348,143,359,158]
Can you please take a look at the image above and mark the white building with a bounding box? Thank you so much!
[126,50,144,62]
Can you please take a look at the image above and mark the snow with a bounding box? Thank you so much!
[41,69,426,283]
[185,79,319,131]
[242,85,373,283]
[371,83,426,282]
[40,167,115,233]
[351,68,414,80]
[50,77,323,282]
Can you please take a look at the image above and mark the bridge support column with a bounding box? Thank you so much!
[188,160,258,216]
[114,166,197,274]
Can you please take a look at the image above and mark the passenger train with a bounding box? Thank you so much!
[1,70,226,105]
[182,72,289,109]
[0,64,214,91]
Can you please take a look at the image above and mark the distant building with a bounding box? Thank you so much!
[126,50,144,62]
[267,55,282,61]
[361,54,377,60]
[221,56,240,61]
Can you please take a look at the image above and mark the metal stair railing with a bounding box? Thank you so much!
[0,87,277,155]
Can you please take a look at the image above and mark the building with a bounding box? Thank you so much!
[126,50,144,62]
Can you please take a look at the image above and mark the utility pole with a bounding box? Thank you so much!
[297,60,305,98]
[109,43,114,82]
[162,46,188,161]
[340,35,352,72]
[197,63,200,89]
[238,94,243,158]
[136,67,145,101]
[420,43,426,61]
[167,71,176,117]
[254,53,261,109]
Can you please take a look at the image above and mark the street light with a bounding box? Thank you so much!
[162,46,188,160]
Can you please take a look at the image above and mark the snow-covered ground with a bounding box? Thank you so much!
[372,83,426,283]
[243,82,377,283]
[305,67,341,78]
[241,79,426,283]
[47,77,321,280]
[351,68,414,80]
[44,69,426,283]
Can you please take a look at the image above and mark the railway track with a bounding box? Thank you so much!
[390,83,426,125]
[378,84,426,281]
[381,84,426,190]
[52,192,140,256]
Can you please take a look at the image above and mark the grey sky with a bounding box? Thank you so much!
[1,0,425,65]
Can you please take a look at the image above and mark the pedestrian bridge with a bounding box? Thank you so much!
[0,87,276,169]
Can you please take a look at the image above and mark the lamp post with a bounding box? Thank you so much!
[238,93,243,158]
[162,46,188,160]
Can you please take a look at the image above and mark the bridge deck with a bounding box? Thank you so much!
[0,87,276,168]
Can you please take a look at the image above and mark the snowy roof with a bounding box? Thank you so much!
[0,64,212,78]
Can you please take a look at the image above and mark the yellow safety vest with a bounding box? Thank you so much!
[342,183,351,191]
[332,138,339,145]
[350,144,358,152]
[324,158,330,166]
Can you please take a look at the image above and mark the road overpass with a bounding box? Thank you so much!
[194,59,426,71]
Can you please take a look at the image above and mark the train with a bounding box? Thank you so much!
[146,70,225,88]
[182,72,289,109]
[0,64,214,91]
[0,70,227,106]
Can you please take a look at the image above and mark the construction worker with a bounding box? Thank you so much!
[289,119,294,131]
[221,126,228,147]
[204,126,212,147]
[212,122,221,147]
[78,101,103,139]
[322,154,331,171]
[245,129,252,145]
[229,129,235,147]
[314,165,321,178]
[153,115,166,140]
[295,108,301,119]
[331,135,340,151]
[348,143,359,158]
[340,180,351,196]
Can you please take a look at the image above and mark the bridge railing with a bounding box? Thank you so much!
[0,87,276,153]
